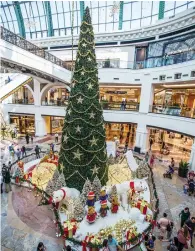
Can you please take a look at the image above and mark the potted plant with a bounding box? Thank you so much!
[178,160,189,178]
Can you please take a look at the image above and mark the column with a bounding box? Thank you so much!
[34,79,41,106]
[135,123,149,153]
[189,140,195,171]
[139,76,154,114]
[35,112,47,137]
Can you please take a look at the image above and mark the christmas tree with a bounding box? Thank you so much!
[73,197,85,221]
[45,169,66,195]
[80,178,92,206]
[58,7,108,192]
[92,175,102,202]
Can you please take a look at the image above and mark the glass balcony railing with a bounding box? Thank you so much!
[150,105,195,119]
[41,100,139,111]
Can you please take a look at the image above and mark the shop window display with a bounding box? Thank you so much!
[153,88,195,118]
[148,128,192,162]
[10,115,35,136]
[42,87,70,106]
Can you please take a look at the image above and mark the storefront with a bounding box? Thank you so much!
[148,127,193,162]
[43,116,64,134]
[9,114,35,135]
[100,87,141,104]
[153,88,195,118]
[42,87,70,106]
[105,122,137,148]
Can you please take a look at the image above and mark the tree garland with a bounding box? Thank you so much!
[69,101,103,114]
[65,117,104,127]
[65,129,106,141]
[77,50,96,58]
[74,66,97,73]
[70,92,99,99]
[72,77,97,84]
[61,152,107,167]
[61,142,105,153]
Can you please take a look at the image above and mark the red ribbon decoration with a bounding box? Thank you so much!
[82,241,87,251]
[60,188,66,200]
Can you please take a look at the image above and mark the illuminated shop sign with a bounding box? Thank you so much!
[105,91,127,94]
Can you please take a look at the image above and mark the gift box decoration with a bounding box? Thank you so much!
[126,227,138,243]
[135,199,149,215]
[63,219,78,238]
[145,214,153,222]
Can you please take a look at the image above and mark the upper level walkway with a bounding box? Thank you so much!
[1,26,195,86]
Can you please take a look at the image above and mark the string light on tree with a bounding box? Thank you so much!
[73,149,82,160]
[89,136,98,146]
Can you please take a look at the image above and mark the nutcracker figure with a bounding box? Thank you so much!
[87,191,95,207]
[86,206,97,223]
[111,195,120,213]
[100,200,109,217]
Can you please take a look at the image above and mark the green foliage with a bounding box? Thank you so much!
[58,7,108,192]
[179,160,189,168]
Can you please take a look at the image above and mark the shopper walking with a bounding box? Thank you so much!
[4,168,12,193]
[51,143,54,152]
[21,145,26,158]
[31,135,33,144]
[177,225,190,251]
[158,213,171,240]
[35,145,41,159]
[179,207,190,228]
[55,133,59,143]
[45,96,48,105]
[150,154,155,168]
[25,133,30,144]
[37,242,46,251]
[0,172,3,193]
[102,239,109,251]
[16,148,21,161]
[149,137,153,150]
[185,217,195,248]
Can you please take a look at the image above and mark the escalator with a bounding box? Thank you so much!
[0,74,33,102]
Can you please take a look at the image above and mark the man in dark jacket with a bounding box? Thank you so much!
[4,168,12,193]
[35,145,40,159]
[185,217,195,248]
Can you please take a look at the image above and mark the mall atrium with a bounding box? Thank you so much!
[0,1,195,251]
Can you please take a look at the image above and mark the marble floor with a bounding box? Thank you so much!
[1,136,195,251]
